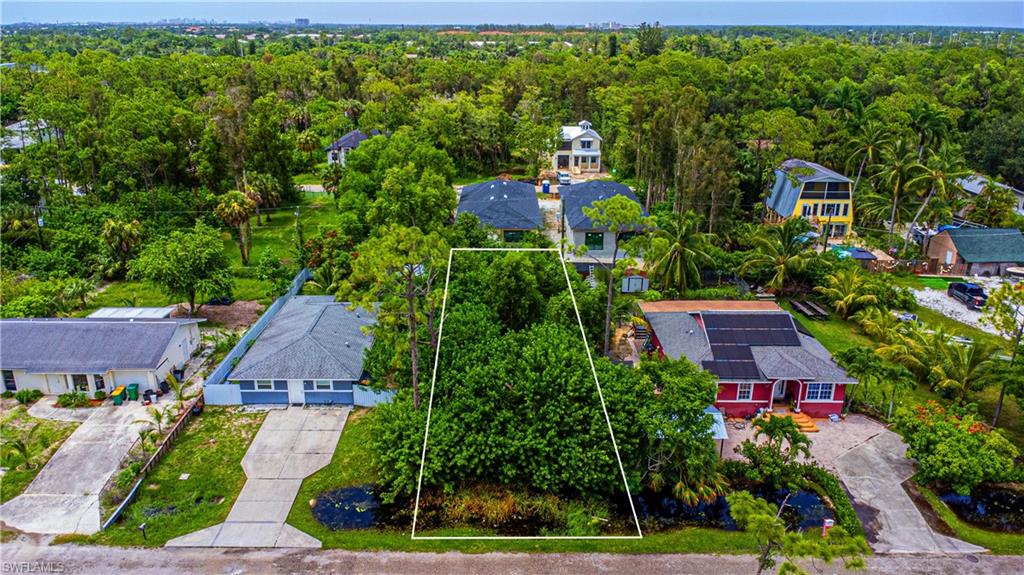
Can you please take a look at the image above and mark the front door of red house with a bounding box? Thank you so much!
[773,381,786,400]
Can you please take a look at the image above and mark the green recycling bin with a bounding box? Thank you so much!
[126,383,139,401]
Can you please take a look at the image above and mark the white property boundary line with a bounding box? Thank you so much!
[411,247,644,540]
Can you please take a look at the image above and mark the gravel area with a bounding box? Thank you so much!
[911,288,1000,336]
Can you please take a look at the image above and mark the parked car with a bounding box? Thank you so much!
[895,311,922,326]
[557,171,571,186]
[947,282,987,310]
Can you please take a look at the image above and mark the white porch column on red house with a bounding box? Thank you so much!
[794,381,803,413]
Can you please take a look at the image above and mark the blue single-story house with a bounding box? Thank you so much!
[227,296,383,406]
[457,179,542,241]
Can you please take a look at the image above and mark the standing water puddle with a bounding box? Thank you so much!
[312,484,381,529]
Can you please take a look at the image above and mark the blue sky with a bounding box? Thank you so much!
[3,1,1022,28]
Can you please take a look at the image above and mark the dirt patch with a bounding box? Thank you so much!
[903,479,958,538]
[172,301,265,330]
[347,408,370,423]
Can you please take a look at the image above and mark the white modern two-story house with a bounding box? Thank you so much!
[0,318,202,395]
[552,120,602,174]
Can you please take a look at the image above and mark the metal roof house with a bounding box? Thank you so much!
[561,180,647,264]
[457,179,542,242]
[637,301,855,418]
[925,227,1024,277]
[957,174,1024,216]
[0,318,202,395]
[325,128,380,166]
[227,296,380,405]
[765,159,854,239]
[552,120,602,174]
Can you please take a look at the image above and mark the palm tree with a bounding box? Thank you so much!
[165,373,198,415]
[931,341,999,405]
[852,306,907,343]
[101,218,144,278]
[903,144,971,248]
[740,218,813,294]
[136,405,174,435]
[3,423,42,470]
[247,172,281,224]
[875,139,922,247]
[814,268,878,319]
[845,121,891,199]
[216,190,257,265]
[909,100,952,160]
[823,78,865,125]
[296,130,321,164]
[649,211,715,296]
[62,277,96,309]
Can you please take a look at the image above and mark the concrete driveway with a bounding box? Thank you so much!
[835,429,986,555]
[167,407,348,548]
[0,403,151,534]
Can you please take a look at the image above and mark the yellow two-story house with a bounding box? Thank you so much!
[764,159,854,239]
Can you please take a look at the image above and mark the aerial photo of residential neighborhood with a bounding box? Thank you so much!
[0,1,1023,573]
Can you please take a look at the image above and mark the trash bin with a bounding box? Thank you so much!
[126,383,139,401]
[111,386,125,406]
[541,179,550,194]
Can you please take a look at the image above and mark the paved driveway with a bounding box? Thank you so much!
[835,429,985,555]
[167,407,348,548]
[0,403,151,534]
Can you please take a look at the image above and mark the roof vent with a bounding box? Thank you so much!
[345,341,350,348]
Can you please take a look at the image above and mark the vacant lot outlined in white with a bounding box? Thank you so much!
[411,247,643,540]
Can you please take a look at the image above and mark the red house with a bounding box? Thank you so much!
[638,301,856,419]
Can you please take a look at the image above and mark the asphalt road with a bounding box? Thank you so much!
[2,536,1020,575]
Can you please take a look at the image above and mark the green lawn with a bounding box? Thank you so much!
[780,302,875,352]
[915,481,1024,555]
[0,405,80,503]
[286,409,758,553]
[91,407,265,546]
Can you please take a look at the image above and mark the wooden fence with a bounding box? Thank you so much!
[100,390,205,530]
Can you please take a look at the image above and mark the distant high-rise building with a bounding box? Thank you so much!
[295,18,310,26]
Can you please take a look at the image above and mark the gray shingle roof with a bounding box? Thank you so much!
[0,318,200,374]
[458,179,542,230]
[644,309,855,383]
[561,180,646,231]
[946,228,1024,264]
[766,158,851,217]
[230,296,375,381]
[324,129,379,152]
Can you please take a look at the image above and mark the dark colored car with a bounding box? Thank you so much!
[947,282,987,310]
[206,295,234,306]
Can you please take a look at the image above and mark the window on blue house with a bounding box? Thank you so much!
[585,232,604,251]
[256,380,273,390]
[315,380,332,391]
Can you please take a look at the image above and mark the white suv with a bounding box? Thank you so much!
[557,171,571,186]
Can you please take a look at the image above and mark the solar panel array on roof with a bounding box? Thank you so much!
[702,359,761,379]
[709,344,755,361]
[703,313,800,346]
